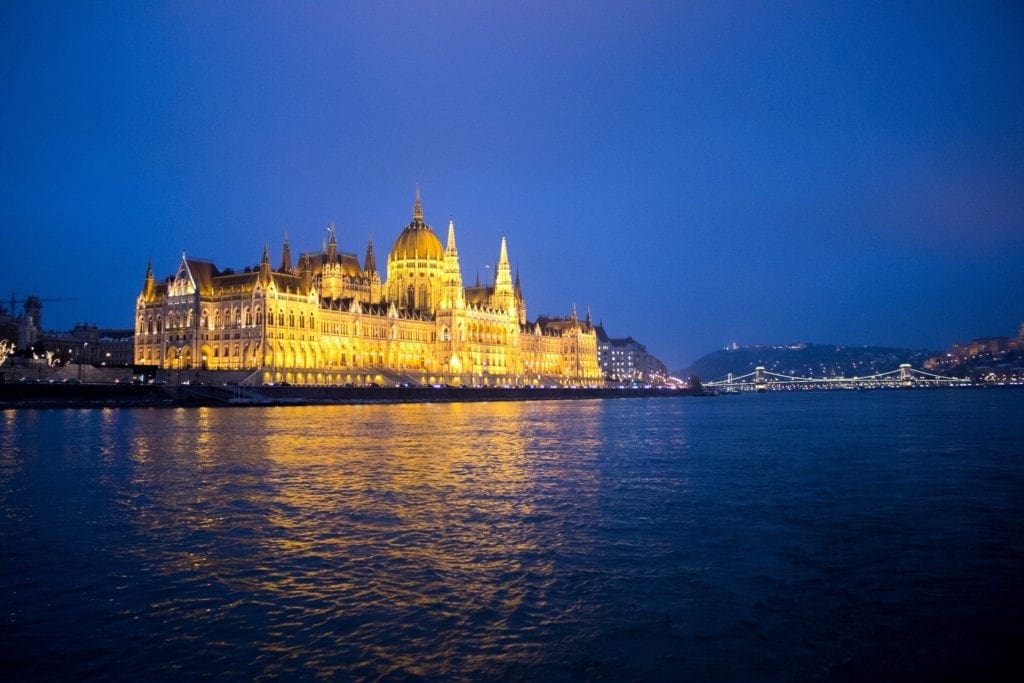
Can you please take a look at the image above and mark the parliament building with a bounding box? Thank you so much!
[134,192,602,387]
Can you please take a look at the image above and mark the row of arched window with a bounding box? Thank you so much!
[139,305,318,334]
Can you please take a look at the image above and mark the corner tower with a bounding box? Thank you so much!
[440,218,465,310]
[493,235,516,316]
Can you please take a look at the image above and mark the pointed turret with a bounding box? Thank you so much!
[440,218,464,309]
[495,236,512,287]
[364,237,377,275]
[259,242,272,284]
[280,230,292,273]
[299,253,313,292]
[493,235,515,315]
[445,218,458,255]
[143,258,156,301]
[498,234,509,264]
[326,223,338,261]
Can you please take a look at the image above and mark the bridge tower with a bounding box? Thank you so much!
[755,366,767,392]
[899,363,913,388]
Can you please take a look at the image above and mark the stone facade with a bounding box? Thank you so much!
[135,193,602,387]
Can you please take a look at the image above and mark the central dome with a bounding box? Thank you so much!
[389,191,444,262]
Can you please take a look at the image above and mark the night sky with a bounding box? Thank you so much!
[2,2,1022,370]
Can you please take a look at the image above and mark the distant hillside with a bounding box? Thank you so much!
[677,343,937,382]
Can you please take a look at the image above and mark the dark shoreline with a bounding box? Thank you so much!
[0,383,703,410]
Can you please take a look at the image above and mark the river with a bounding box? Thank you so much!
[2,390,1022,679]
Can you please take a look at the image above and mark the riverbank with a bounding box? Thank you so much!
[0,382,702,409]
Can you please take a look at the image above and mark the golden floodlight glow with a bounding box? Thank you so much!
[134,192,602,387]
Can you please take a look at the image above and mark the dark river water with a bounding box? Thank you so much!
[2,390,1022,680]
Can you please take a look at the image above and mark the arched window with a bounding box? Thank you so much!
[255,307,262,325]
[245,308,252,326]
[201,310,208,329]
[418,285,428,309]
[234,309,241,326]
[278,310,285,326]
[289,311,295,327]
[156,316,162,333]
[299,313,305,329]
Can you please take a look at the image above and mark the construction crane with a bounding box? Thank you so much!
[4,292,78,318]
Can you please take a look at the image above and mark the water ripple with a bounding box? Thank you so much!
[1,393,1023,679]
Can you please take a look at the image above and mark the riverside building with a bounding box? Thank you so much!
[134,192,602,387]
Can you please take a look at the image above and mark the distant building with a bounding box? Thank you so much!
[594,324,667,383]
[924,322,1024,382]
[36,324,135,367]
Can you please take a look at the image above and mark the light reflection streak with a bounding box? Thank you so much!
[118,400,605,676]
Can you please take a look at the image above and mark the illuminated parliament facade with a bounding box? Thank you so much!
[134,192,602,387]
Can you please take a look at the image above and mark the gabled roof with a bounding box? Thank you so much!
[183,258,217,296]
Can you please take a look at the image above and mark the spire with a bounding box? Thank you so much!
[440,218,464,310]
[143,258,155,300]
[259,242,272,283]
[364,236,377,274]
[494,234,513,296]
[413,185,423,223]
[280,230,292,273]
[446,218,458,254]
[498,234,509,267]
[326,222,337,261]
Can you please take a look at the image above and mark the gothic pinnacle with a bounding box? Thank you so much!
[413,185,423,223]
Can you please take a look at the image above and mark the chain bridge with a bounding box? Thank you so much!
[704,364,968,392]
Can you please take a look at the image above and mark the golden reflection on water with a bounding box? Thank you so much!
[122,400,606,671]
[0,410,24,486]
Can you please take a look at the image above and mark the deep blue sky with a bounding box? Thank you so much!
[2,1,1022,369]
